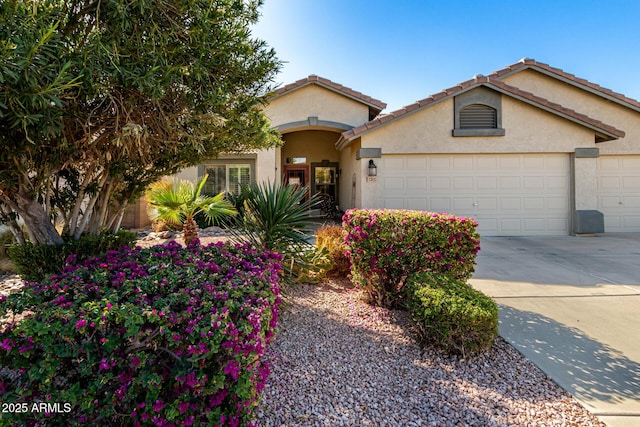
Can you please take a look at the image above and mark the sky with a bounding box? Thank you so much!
[252,0,640,113]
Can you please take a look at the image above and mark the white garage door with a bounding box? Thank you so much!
[380,154,571,236]
[596,155,640,232]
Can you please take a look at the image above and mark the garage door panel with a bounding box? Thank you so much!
[623,177,640,189]
[453,157,474,169]
[500,198,521,210]
[624,196,640,208]
[547,197,569,211]
[476,198,498,212]
[500,176,521,189]
[523,177,545,189]
[522,218,545,232]
[383,178,403,191]
[406,177,427,191]
[501,156,523,169]
[380,154,570,236]
[430,198,451,211]
[406,157,427,169]
[453,177,474,190]
[477,156,498,170]
[597,155,640,232]
[477,177,498,190]
[599,177,620,190]
[406,199,427,210]
[500,218,522,232]
[430,177,450,190]
[524,197,545,210]
[547,176,567,189]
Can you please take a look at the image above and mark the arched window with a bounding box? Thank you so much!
[459,104,497,129]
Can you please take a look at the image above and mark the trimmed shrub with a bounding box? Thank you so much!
[343,209,480,307]
[315,225,350,278]
[8,230,137,283]
[405,272,498,357]
[0,240,281,426]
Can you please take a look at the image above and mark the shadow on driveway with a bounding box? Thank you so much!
[500,304,640,410]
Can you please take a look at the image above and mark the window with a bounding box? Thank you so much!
[202,164,251,195]
[453,87,505,137]
[459,104,497,129]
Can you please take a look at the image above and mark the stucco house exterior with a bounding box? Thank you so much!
[129,58,640,236]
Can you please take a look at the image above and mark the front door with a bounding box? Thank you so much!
[311,162,339,205]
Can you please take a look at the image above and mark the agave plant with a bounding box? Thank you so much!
[229,181,320,277]
[146,174,236,245]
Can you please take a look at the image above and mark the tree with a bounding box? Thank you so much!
[0,0,281,245]
[147,174,236,245]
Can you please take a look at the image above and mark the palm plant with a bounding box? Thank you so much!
[229,181,320,277]
[146,175,236,245]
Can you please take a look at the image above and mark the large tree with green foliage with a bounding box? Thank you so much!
[0,0,281,245]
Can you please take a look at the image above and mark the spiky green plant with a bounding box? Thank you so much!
[146,175,236,245]
[229,182,320,278]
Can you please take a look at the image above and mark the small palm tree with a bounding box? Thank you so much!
[146,174,236,245]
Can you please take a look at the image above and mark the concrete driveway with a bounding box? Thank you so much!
[469,234,640,427]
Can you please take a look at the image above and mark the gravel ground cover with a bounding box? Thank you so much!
[0,232,606,426]
[256,279,605,427]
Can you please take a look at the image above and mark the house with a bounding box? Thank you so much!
[131,58,640,236]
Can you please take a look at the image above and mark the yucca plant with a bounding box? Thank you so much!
[146,175,236,245]
[229,181,320,278]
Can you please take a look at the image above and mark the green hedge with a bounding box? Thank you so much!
[342,209,480,307]
[8,230,137,283]
[405,272,498,356]
[0,241,282,426]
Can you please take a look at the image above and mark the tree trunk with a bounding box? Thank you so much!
[8,193,64,245]
[183,216,199,246]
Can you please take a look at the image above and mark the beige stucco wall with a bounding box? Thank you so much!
[281,131,341,165]
[338,139,361,210]
[360,96,595,154]
[265,85,370,129]
[174,166,198,183]
[502,69,640,155]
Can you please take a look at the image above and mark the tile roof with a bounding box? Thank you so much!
[337,73,625,147]
[489,58,640,111]
[269,75,387,112]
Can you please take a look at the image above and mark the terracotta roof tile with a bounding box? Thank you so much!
[270,75,386,111]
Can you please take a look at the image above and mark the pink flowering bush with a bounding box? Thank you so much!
[343,209,480,307]
[0,240,281,426]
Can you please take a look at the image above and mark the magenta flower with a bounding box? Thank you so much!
[75,319,88,329]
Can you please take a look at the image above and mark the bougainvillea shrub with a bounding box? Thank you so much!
[0,240,281,426]
[343,209,480,307]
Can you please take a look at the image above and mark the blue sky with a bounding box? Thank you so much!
[252,0,640,112]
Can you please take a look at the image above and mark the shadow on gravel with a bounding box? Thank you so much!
[500,305,640,406]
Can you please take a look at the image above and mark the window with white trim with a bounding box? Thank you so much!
[203,164,251,195]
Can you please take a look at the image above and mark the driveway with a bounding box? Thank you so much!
[469,234,640,427]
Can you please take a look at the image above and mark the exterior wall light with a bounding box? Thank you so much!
[368,160,377,177]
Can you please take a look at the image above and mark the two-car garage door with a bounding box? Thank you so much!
[596,155,640,232]
[380,154,571,236]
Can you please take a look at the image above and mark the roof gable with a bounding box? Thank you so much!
[490,58,640,113]
[269,75,386,120]
[337,72,625,148]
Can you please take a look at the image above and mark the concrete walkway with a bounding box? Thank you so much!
[469,234,640,427]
